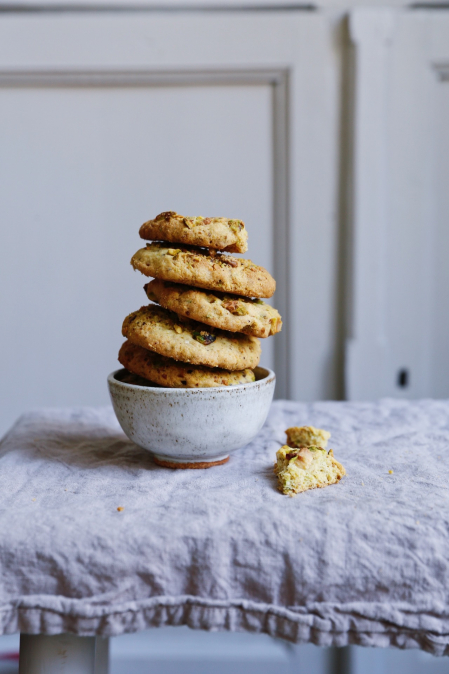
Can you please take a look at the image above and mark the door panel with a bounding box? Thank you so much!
[346,9,449,400]
[431,77,449,397]
[0,84,272,435]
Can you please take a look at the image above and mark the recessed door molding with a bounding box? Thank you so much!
[0,65,291,396]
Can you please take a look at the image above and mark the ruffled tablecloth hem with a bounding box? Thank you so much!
[2,598,449,656]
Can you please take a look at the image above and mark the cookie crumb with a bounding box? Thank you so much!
[117,506,124,512]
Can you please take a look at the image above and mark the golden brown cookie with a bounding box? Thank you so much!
[145,279,282,338]
[274,445,346,496]
[285,426,331,449]
[139,211,248,254]
[131,243,275,299]
[122,305,261,370]
[118,340,256,388]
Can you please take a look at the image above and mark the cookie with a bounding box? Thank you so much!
[145,279,282,338]
[139,211,248,254]
[131,243,275,298]
[122,305,261,370]
[118,340,256,388]
[274,445,346,496]
[285,426,331,449]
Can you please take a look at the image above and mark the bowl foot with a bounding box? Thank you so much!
[153,455,230,469]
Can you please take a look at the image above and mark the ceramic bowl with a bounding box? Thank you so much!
[107,366,275,468]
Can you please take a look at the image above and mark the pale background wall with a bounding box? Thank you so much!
[0,9,342,436]
[1,6,449,439]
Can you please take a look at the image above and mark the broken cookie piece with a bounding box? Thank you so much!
[274,445,346,496]
[285,425,331,449]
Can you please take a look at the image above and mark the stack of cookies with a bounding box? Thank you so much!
[118,211,282,388]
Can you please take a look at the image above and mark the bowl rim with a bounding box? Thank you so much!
[108,366,275,394]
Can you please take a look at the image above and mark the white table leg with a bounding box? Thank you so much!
[94,637,109,674]
[19,633,96,674]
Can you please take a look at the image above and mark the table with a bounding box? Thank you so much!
[1,399,449,672]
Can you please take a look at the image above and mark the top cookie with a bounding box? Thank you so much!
[131,243,276,299]
[139,211,248,254]
[145,279,282,338]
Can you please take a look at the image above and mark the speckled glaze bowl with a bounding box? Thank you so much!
[107,367,275,468]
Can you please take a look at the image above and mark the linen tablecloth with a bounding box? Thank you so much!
[0,400,448,655]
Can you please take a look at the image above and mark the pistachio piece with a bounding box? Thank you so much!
[167,248,181,256]
[155,211,177,221]
[270,317,280,334]
[295,448,314,469]
[222,299,248,316]
[229,219,244,232]
[286,447,314,470]
[220,256,239,268]
[193,330,216,345]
